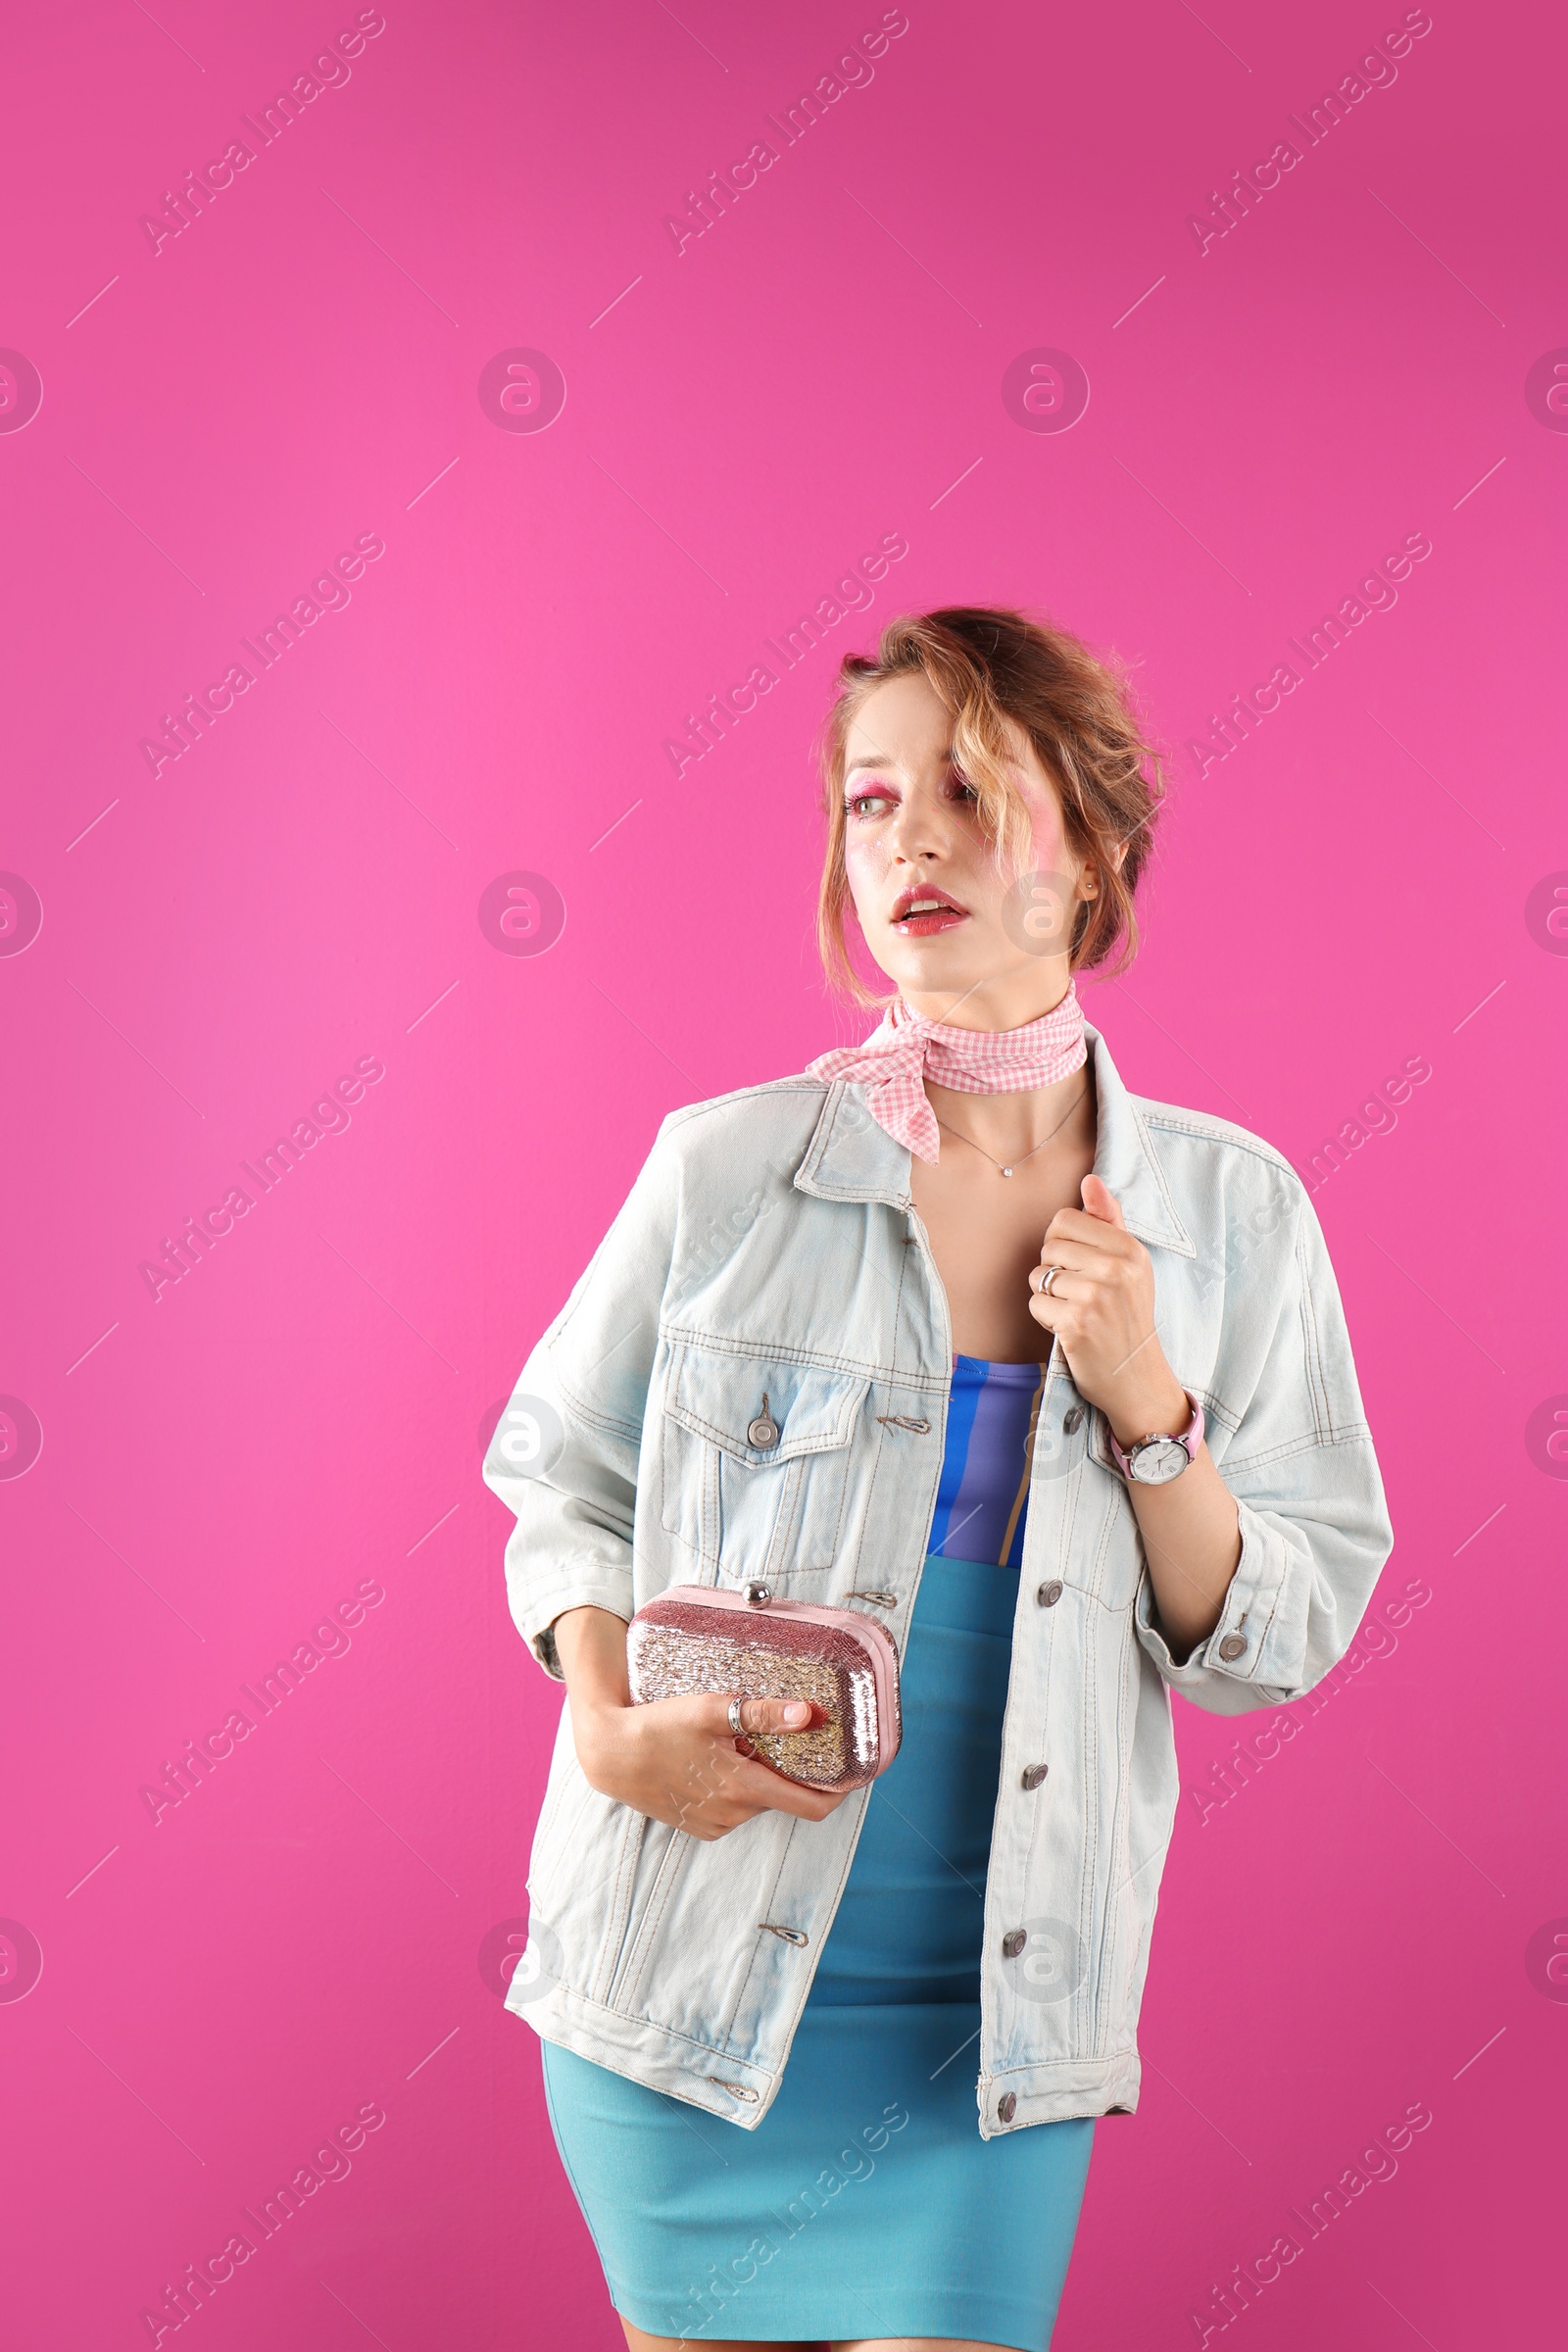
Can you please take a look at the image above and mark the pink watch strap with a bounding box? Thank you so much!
[1107,1392,1204,1479]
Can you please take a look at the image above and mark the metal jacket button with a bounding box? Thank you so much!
[1021,1763,1049,1789]
[1001,1929,1027,1958]
[1217,1633,1248,1661]
[997,2090,1017,2122]
[747,1395,780,1449]
[1062,1404,1085,1434]
[1037,1579,1063,1607]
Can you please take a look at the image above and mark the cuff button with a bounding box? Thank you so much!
[997,2089,1017,2123]
[1217,1633,1248,1661]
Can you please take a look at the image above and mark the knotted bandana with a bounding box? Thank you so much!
[807,983,1088,1164]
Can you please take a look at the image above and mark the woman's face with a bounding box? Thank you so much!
[839,670,1097,1028]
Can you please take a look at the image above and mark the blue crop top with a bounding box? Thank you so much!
[926,1354,1048,1570]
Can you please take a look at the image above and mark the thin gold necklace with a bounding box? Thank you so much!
[932,1085,1090,1177]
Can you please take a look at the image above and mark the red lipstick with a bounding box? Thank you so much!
[892,885,968,937]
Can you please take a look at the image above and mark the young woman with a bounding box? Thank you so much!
[484,608,1394,2352]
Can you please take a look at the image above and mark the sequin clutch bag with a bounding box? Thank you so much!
[625,1580,902,1793]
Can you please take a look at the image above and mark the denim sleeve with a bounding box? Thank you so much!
[1134,1186,1395,1716]
[481,1122,680,1680]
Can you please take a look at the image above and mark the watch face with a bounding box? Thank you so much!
[1127,1436,1191,1485]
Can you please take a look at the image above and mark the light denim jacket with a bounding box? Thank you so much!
[483,1021,1394,2137]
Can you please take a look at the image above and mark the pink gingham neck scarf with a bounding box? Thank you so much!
[807,983,1088,1165]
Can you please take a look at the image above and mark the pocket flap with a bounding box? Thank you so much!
[663,1346,869,1467]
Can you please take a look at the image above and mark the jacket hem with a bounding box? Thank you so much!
[512,1979,1142,2136]
[510,1981,782,2129]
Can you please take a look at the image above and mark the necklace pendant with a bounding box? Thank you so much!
[1001,1166,1013,1177]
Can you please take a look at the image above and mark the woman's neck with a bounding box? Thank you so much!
[923,1059,1096,1167]
[900,963,1073,1034]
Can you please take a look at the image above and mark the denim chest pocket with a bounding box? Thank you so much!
[658,1344,869,1585]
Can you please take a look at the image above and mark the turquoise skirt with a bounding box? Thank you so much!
[541,1552,1095,2348]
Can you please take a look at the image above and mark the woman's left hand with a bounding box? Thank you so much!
[1027,1173,1190,1446]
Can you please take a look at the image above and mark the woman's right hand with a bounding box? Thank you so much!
[551,1605,848,1840]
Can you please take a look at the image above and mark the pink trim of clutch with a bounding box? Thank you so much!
[625,1582,902,1793]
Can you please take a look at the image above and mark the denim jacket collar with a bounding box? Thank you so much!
[794,1017,1198,1259]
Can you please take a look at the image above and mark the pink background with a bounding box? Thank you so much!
[4,1,1565,2343]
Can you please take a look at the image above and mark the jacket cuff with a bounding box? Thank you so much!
[512,1568,634,1682]
[1134,1495,1291,1690]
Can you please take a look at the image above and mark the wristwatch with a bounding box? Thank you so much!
[1107,1392,1204,1485]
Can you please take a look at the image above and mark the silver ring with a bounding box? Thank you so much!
[727,1695,745,1736]
[1040,1265,1059,1298]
